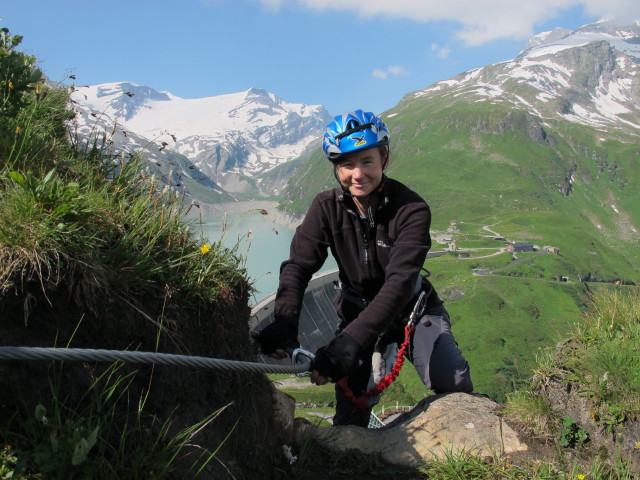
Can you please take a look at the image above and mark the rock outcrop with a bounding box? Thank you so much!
[291,393,528,468]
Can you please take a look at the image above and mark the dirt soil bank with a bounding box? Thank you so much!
[0,284,292,479]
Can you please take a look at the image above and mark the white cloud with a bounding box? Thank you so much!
[430,43,451,59]
[256,0,286,10]
[372,65,409,80]
[372,69,388,80]
[388,65,408,76]
[256,0,640,45]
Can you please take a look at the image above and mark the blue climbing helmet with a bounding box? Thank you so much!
[322,110,390,162]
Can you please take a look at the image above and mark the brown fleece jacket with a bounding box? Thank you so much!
[274,177,432,350]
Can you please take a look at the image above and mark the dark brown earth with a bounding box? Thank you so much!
[0,283,291,480]
[535,373,640,475]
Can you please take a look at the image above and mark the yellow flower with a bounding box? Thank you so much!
[8,81,14,89]
[577,475,586,480]
[200,244,211,255]
[15,126,21,134]
[35,83,41,94]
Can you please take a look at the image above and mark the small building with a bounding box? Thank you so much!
[450,220,458,226]
[506,242,535,253]
[544,246,560,255]
[449,242,458,252]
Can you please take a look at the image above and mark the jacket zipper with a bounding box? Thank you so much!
[339,195,378,274]
[362,222,369,265]
[361,206,375,274]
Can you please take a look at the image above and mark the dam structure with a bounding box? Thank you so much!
[250,269,341,366]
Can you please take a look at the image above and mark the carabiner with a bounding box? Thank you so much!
[407,290,427,328]
[291,347,315,377]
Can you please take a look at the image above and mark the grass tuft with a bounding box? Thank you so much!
[537,287,640,420]
[0,89,248,316]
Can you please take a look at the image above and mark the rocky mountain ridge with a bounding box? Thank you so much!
[412,19,640,136]
[70,83,331,199]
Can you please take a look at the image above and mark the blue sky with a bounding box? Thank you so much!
[3,0,639,115]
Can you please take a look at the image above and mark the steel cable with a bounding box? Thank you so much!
[0,346,309,375]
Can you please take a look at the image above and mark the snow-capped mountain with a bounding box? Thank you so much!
[413,19,640,135]
[70,83,331,196]
[68,99,234,203]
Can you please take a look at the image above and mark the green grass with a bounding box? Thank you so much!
[1,362,228,479]
[0,27,250,478]
[421,251,590,401]
[1,105,247,311]
[537,287,640,419]
[456,251,514,270]
[417,450,633,480]
[454,238,506,248]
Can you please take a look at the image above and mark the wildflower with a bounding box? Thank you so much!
[15,126,21,134]
[35,83,41,94]
[8,81,14,89]
[282,445,297,464]
[577,475,586,480]
[200,244,211,255]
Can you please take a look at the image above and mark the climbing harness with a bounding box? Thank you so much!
[338,289,428,411]
[336,269,432,310]
[0,345,314,376]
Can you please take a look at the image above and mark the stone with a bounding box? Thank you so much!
[293,393,528,468]
[271,385,297,445]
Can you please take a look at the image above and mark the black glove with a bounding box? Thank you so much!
[311,333,361,382]
[257,316,299,355]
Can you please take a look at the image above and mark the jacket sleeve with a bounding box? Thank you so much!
[343,202,431,348]
[273,195,332,325]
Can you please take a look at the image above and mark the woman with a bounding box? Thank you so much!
[259,110,473,426]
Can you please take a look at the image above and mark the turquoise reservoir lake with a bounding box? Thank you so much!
[197,205,337,304]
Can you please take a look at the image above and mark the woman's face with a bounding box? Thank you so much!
[336,148,386,198]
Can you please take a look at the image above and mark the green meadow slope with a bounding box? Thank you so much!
[278,91,639,400]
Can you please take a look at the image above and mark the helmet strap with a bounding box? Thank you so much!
[334,122,374,145]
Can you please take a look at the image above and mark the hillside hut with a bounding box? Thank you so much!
[506,242,534,253]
